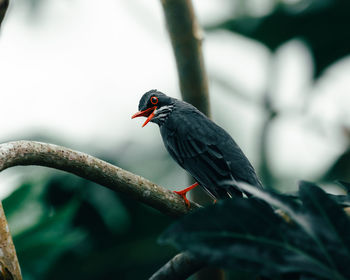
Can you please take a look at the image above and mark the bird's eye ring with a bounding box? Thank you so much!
[150,96,158,105]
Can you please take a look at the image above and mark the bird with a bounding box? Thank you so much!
[132,89,263,207]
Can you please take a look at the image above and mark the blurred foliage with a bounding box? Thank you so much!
[3,164,177,280]
[161,181,350,280]
[207,0,350,77]
[206,0,350,189]
[323,131,350,183]
[323,147,350,183]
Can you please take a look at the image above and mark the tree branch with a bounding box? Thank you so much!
[0,201,21,280]
[0,0,8,28]
[160,0,210,116]
[0,141,200,217]
[149,252,205,280]
[0,3,22,279]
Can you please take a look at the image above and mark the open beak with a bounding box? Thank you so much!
[131,106,157,127]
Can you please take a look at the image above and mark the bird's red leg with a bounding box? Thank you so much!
[173,182,199,208]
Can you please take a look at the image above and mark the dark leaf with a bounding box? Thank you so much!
[323,149,350,183]
[298,181,350,278]
[336,180,350,193]
[327,194,350,207]
[160,182,350,279]
[14,200,85,278]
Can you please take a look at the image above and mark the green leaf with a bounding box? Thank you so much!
[13,199,85,278]
[3,181,47,236]
[84,186,130,234]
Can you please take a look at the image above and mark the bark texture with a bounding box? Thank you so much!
[0,2,22,279]
[0,202,21,280]
[0,141,200,217]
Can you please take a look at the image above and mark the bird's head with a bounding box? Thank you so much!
[132,90,175,127]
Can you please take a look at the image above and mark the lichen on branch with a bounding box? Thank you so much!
[0,141,200,217]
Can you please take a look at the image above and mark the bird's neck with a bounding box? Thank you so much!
[152,104,175,126]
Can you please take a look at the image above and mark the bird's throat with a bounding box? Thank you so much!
[152,104,175,126]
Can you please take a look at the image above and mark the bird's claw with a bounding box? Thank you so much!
[173,182,199,209]
[173,190,191,208]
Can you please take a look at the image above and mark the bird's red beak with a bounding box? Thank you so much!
[131,106,157,127]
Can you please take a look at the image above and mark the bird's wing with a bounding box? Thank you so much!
[166,135,238,198]
[163,111,243,198]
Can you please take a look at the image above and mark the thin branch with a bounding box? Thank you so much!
[149,252,205,280]
[0,3,22,279]
[0,141,200,217]
[160,0,210,116]
[0,202,21,280]
[0,0,8,28]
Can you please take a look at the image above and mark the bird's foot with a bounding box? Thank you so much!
[173,190,191,208]
[173,182,199,208]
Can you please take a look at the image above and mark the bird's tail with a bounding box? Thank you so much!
[218,179,263,199]
[201,182,243,200]
[201,177,263,200]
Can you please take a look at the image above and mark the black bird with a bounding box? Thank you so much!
[132,90,263,207]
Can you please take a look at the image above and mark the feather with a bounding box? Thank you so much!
[159,98,263,199]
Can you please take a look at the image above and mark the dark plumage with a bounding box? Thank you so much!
[132,89,263,200]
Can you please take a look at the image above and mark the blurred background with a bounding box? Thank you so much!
[0,0,349,279]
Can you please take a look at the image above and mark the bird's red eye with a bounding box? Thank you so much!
[150,96,158,105]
